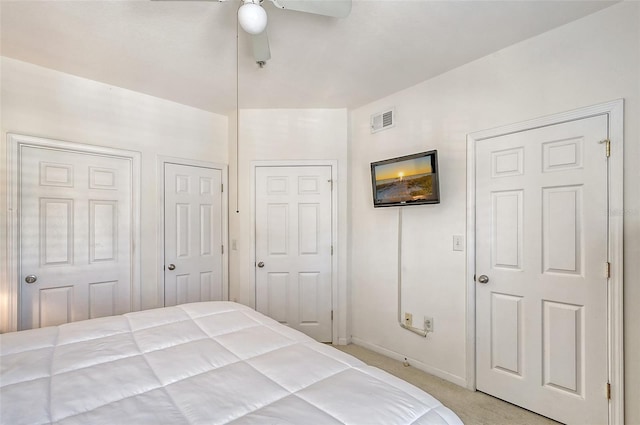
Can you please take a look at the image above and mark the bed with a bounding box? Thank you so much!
[0,301,463,424]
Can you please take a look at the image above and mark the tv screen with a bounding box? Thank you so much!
[371,150,440,207]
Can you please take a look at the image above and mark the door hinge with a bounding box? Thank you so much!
[221,245,224,254]
[221,183,224,193]
[606,262,611,278]
[331,245,334,255]
[607,382,611,400]
[331,310,333,321]
[599,139,611,158]
[328,179,333,191]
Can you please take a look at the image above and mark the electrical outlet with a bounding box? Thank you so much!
[424,316,434,333]
[404,312,413,327]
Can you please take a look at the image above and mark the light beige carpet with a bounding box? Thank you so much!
[334,344,560,425]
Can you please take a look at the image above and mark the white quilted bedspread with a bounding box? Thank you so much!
[0,302,462,425]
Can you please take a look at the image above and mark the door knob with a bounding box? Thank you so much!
[477,275,490,284]
[257,262,265,268]
[25,275,38,284]
[167,264,176,270]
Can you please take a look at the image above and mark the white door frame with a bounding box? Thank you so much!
[251,160,339,344]
[465,99,624,424]
[5,133,142,332]
[156,156,229,306]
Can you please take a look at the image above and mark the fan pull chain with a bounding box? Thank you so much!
[235,11,240,214]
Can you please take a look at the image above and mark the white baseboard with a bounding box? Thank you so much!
[351,337,468,388]
[337,337,350,346]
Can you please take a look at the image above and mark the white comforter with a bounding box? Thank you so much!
[0,302,462,424]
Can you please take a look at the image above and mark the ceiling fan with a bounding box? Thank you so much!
[232,0,352,66]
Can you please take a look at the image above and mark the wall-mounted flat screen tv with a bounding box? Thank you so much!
[371,150,440,207]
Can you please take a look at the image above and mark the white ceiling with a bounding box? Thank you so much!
[1,0,616,115]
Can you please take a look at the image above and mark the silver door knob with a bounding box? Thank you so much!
[257,262,265,268]
[167,264,176,270]
[478,275,490,284]
[25,275,38,284]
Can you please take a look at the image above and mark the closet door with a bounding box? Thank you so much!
[164,163,223,306]
[475,115,609,424]
[20,145,133,329]
[254,165,333,342]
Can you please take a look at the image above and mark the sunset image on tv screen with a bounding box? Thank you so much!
[374,155,436,203]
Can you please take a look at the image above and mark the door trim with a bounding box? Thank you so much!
[465,99,624,424]
[156,156,229,307]
[251,160,339,344]
[5,133,142,332]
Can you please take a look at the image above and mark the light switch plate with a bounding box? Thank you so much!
[453,235,464,251]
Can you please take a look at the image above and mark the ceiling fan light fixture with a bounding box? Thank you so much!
[238,1,267,35]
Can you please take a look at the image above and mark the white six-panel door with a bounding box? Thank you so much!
[164,163,223,306]
[475,115,609,424]
[20,145,133,329]
[255,166,333,342]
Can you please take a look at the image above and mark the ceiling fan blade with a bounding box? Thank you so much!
[269,0,351,18]
[251,30,271,63]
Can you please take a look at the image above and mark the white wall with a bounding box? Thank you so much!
[228,108,350,343]
[349,2,640,422]
[0,57,228,330]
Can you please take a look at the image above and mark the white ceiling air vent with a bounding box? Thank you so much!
[370,108,395,133]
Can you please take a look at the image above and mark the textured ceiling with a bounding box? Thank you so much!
[0,0,616,114]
